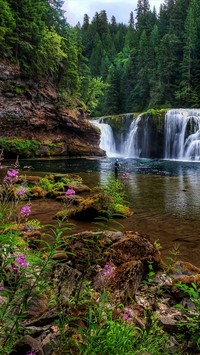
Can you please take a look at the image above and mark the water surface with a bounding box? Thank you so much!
[3,157,200,266]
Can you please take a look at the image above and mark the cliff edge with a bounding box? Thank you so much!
[0,61,105,158]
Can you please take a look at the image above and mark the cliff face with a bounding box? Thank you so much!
[0,61,105,158]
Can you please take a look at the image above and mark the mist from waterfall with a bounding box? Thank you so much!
[164,109,200,161]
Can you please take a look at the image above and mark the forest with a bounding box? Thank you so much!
[0,0,199,116]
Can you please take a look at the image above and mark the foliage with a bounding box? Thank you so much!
[0,167,75,353]
[0,138,40,157]
[176,282,200,350]
[80,304,171,355]
[0,0,199,113]
[103,175,126,205]
[101,175,128,218]
[39,174,82,192]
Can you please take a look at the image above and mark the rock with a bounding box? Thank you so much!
[18,175,40,185]
[12,335,44,355]
[56,192,112,220]
[26,295,49,317]
[109,260,144,301]
[52,252,68,261]
[52,263,82,304]
[170,261,200,289]
[29,186,46,198]
[157,315,178,332]
[67,183,91,193]
[0,61,105,158]
[103,231,161,266]
[23,307,59,328]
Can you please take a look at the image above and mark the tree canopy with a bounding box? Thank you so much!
[1,0,200,115]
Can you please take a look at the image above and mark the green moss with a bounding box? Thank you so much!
[140,108,169,133]
[0,138,40,157]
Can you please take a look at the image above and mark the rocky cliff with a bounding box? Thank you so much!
[0,61,105,158]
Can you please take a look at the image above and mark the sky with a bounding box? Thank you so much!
[63,0,164,26]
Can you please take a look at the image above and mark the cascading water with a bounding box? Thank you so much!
[164,109,200,160]
[90,119,117,157]
[91,109,200,161]
[122,115,142,157]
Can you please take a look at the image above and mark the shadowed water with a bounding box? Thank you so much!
[2,157,200,267]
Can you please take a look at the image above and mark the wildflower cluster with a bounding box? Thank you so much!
[101,263,115,281]
[20,205,31,217]
[65,188,75,198]
[121,308,133,323]
[3,169,19,185]
[93,263,116,290]
[16,186,27,196]
[12,254,29,274]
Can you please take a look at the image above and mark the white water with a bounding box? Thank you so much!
[91,109,200,161]
[90,120,118,157]
[123,114,142,157]
[164,109,200,160]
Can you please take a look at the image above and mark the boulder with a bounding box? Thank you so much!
[103,231,161,266]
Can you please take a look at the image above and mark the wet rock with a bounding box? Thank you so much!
[19,175,40,185]
[56,192,112,220]
[29,186,46,198]
[66,183,91,193]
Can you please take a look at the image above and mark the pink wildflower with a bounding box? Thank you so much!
[101,264,115,280]
[122,308,133,322]
[16,186,27,196]
[0,164,3,169]
[12,263,21,274]
[65,188,75,198]
[20,205,31,217]
[93,263,116,290]
[0,286,3,291]
[16,254,29,267]
[3,169,19,184]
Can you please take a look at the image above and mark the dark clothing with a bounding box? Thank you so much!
[114,161,119,177]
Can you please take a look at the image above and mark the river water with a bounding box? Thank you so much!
[2,157,200,267]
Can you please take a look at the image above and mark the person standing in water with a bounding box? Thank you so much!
[114,159,120,177]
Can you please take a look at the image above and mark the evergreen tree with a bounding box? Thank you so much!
[0,0,15,56]
[176,0,200,106]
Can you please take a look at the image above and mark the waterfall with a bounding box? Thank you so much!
[164,109,200,160]
[123,115,142,157]
[91,109,200,161]
[91,119,117,157]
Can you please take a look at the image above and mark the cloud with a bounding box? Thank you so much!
[63,0,163,26]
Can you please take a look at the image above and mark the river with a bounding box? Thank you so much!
[1,157,200,267]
